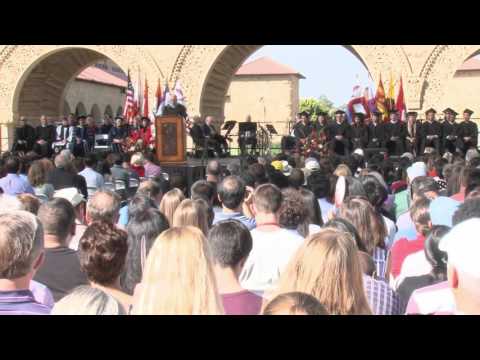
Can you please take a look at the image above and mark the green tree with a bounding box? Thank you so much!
[299,96,335,118]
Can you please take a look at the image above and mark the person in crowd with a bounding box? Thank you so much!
[367,111,386,149]
[172,199,211,236]
[86,189,121,225]
[130,152,145,178]
[333,164,352,177]
[109,116,128,153]
[46,152,88,199]
[299,188,323,232]
[397,225,449,310]
[385,109,407,156]
[278,188,309,237]
[33,199,88,301]
[143,151,163,179]
[388,197,432,282]
[263,292,328,315]
[248,163,268,188]
[33,115,55,158]
[436,218,480,314]
[206,159,222,184]
[132,226,223,315]
[53,187,87,251]
[84,116,97,152]
[239,184,305,295]
[121,208,169,295]
[270,229,372,315]
[405,112,422,155]
[110,152,131,190]
[17,193,40,214]
[358,251,404,315]
[457,109,478,156]
[191,180,216,206]
[159,188,185,226]
[78,221,131,312]
[307,170,335,224]
[28,159,55,200]
[213,176,255,230]
[12,116,36,153]
[394,161,428,218]
[338,197,388,279]
[0,156,34,195]
[288,169,305,189]
[329,110,351,156]
[420,108,442,154]
[0,211,51,315]
[351,113,369,150]
[452,196,480,226]
[51,286,126,315]
[78,154,104,190]
[447,162,466,199]
[208,220,263,315]
[138,117,153,149]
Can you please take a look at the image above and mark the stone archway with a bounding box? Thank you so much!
[104,104,113,117]
[171,45,414,120]
[75,102,87,117]
[63,100,72,117]
[116,106,123,117]
[90,104,101,122]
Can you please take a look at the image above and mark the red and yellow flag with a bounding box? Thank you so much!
[375,74,386,121]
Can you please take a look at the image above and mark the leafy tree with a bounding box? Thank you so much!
[299,96,335,118]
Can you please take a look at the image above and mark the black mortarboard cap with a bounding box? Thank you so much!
[407,111,418,117]
[372,110,383,116]
[443,108,458,115]
[335,110,346,115]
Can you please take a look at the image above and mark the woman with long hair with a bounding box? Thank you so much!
[172,199,210,235]
[132,226,224,315]
[338,197,388,280]
[28,159,55,200]
[299,188,323,231]
[269,229,372,315]
[159,188,185,226]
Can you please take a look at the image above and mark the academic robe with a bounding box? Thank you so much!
[384,121,407,156]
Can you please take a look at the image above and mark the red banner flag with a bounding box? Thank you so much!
[375,75,387,122]
[396,76,406,122]
[143,77,149,119]
[155,78,162,114]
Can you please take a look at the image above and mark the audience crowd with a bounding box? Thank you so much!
[1,146,480,315]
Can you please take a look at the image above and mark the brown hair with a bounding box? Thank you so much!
[159,188,185,226]
[17,194,40,215]
[269,229,372,315]
[79,221,128,286]
[253,183,283,214]
[338,197,387,253]
[27,160,48,187]
[278,188,308,235]
[172,199,209,236]
[410,197,432,236]
[263,292,328,315]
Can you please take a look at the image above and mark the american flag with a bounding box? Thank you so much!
[123,70,134,121]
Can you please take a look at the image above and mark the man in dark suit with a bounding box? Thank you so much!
[367,111,385,149]
[458,108,478,155]
[441,108,461,155]
[34,115,56,158]
[190,116,227,157]
[384,109,407,156]
[73,115,88,157]
[46,151,88,199]
[351,113,369,150]
[420,108,442,154]
[329,110,351,156]
[161,94,187,118]
[12,116,36,153]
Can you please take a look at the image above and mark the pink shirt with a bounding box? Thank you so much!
[405,281,456,315]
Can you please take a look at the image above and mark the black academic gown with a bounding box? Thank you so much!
[420,121,442,154]
[458,120,478,154]
[367,122,386,148]
[109,126,127,153]
[34,125,55,157]
[12,125,36,152]
[385,121,407,156]
[442,121,460,154]
[351,124,369,149]
[405,121,422,155]
[329,121,351,156]
[162,103,187,118]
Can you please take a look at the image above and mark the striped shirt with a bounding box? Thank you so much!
[363,275,403,315]
[0,289,51,315]
[372,247,389,280]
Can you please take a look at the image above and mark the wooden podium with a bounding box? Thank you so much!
[155,116,187,164]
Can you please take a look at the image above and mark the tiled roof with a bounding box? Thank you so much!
[76,67,127,88]
[235,56,305,78]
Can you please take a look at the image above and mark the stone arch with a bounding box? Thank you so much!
[0,45,162,125]
[75,102,87,117]
[420,45,480,111]
[90,104,101,122]
[62,100,72,117]
[116,106,123,117]
[104,104,113,117]
[172,45,413,120]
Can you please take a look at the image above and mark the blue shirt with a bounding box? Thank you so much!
[0,289,51,315]
[0,173,34,195]
[213,211,256,230]
[318,198,334,224]
[79,167,105,189]
[118,205,129,227]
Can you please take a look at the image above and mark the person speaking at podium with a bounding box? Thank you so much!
[160,94,187,118]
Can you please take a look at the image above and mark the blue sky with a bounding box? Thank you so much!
[245,45,375,107]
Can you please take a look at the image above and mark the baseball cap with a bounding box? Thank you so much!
[271,160,283,172]
[281,161,292,177]
[439,218,480,278]
[407,162,427,182]
[54,187,85,207]
[353,148,364,157]
[304,158,320,171]
[401,152,414,162]
[429,196,460,227]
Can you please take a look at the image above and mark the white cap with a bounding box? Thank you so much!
[439,218,480,278]
[353,148,364,157]
[54,187,85,207]
[281,161,292,177]
[304,158,320,171]
[406,162,427,182]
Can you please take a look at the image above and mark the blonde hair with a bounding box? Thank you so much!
[130,152,145,167]
[268,229,372,315]
[172,199,209,235]
[159,188,185,226]
[132,226,223,315]
[334,164,352,177]
[51,286,126,315]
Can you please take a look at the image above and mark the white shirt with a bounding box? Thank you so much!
[395,250,432,289]
[309,224,322,235]
[318,198,334,224]
[79,167,104,189]
[239,227,305,296]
